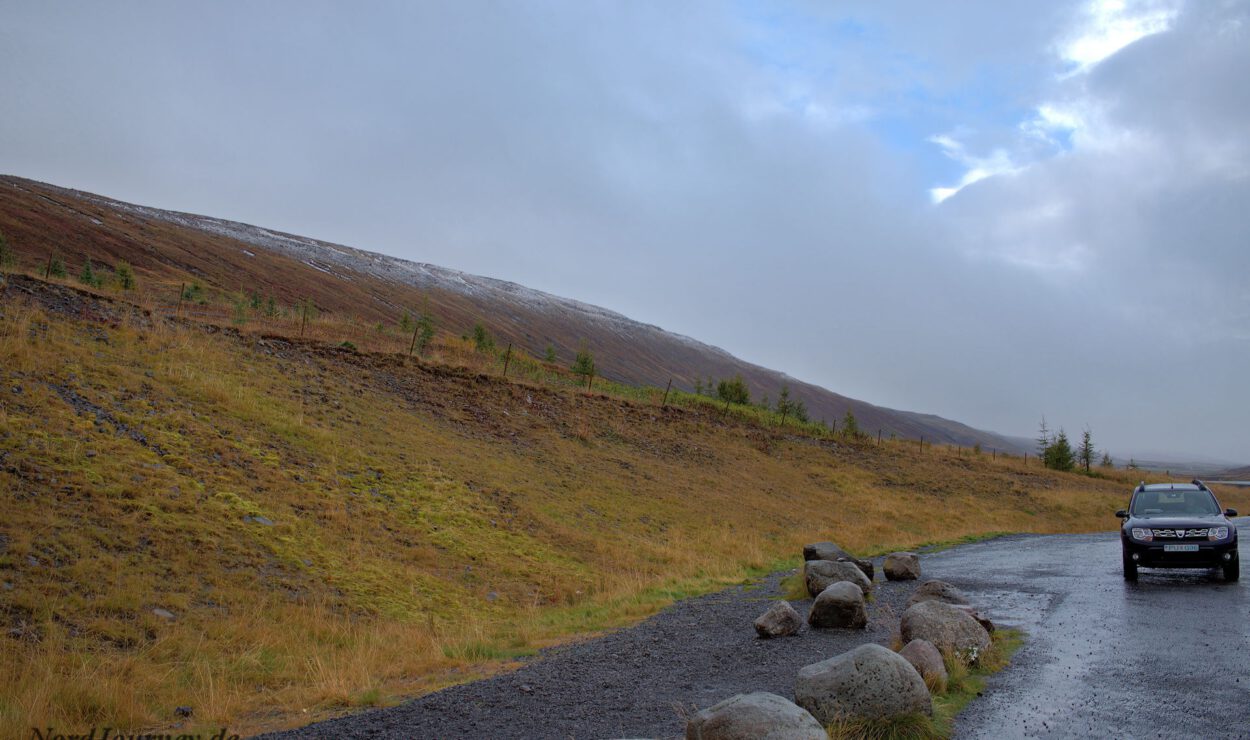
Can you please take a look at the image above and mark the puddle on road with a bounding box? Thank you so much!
[962,589,1053,633]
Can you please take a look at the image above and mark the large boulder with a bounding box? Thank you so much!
[754,601,803,638]
[804,559,872,597]
[898,639,947,691]
[900,600,991,662]
[883,552,921,581]
[803,541,851,562]
[951,604,996,634]
[794,644,932,723]
[906,579,970,607]
[839,556,875,582]
[807,582,867,629]
[686,691,826,740]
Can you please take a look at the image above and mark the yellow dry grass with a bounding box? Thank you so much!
[1,289,1244,737]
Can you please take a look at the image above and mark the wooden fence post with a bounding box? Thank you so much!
[176,283,185,318]
[587,369,594,392]
[409,322,419,356]
[661,378,672,407]
[877,429,882,445]
[44,253,54,279]
[300,300,309,338]
[502,343,513,377]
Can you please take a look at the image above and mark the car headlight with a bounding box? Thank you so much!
[1209,527,1229,541]
[1131,528,1153,542]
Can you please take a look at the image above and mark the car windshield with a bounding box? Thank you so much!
[1130,489,1221,517]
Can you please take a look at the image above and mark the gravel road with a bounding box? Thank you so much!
[256,567,924,739]
[260,521,1250,739]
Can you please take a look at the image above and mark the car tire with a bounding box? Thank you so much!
[1224,555,1239,582]
[1122,551,1138,581]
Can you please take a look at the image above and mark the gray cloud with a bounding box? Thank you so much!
[0,0,1245,460]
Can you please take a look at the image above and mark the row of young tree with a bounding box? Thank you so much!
[1035,417,1128,472]
[469,321,598,383]
[694,372,874,435]
[0,233,136,291]
[695,374,811,423]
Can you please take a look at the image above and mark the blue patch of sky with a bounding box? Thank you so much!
[731,1,1059,187]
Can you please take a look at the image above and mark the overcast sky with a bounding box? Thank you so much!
[2,1,1247,462]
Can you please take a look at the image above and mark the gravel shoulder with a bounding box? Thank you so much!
[257,564,926,739]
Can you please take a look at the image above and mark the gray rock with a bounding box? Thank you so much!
[839,556,875,582]
[804,559,871,597]
[883,552,921,581]
[795,644,932,723]
[898,639,947,690]
[244,515,275,527]
[754,601,803,638]
[906,579,970,607]
[152,608,176,621]
[900,600,991,662]
[807,582,867,629]
[951,604,996,633]
[803,541,852,562]
[686,691,826,740]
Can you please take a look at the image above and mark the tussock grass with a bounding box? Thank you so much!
[3,286,1245,736]
[825,712,938,740]
[780,571,809,601]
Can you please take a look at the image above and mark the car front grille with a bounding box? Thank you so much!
[1151,528,1209,539]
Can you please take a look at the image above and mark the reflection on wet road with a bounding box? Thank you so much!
[926,519,1250,739]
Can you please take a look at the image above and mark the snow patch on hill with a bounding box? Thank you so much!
[79,189,732,358]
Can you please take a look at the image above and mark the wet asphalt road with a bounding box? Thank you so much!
[933,518,1250,740]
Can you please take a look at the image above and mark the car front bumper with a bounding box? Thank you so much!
[1122,539,1239,568]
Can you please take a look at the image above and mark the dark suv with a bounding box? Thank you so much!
[1117,481,1239,581]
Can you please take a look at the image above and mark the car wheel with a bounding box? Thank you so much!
[1224,555,1239,582]
[1122,551,1138,581]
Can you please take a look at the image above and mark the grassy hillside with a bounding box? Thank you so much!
[1215,466,1250,480]
[2,276,1240,736]
[0,175,1028,452]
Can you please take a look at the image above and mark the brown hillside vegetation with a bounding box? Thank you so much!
[4,275,1242,735]
[0,175,1027,452]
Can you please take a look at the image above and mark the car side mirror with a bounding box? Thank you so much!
[1226,509,1238,517]
[1115,510,1128,518]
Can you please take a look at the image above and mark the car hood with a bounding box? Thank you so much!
[1125,515,1231,529]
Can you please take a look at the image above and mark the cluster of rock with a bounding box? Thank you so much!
[698,541,996,739]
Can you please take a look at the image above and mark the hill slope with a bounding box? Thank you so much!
[0,175,1028,453]
[0,275,1205,735]
[1215,465,1250,480]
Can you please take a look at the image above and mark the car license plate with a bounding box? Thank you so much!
[1164,544,1199,552]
